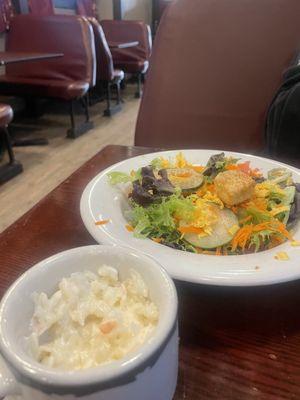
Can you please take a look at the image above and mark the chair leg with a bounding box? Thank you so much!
[120,79,126,90]
[135,73,143,99]
[69,100,76,133]
[116,81,121,105]
[105,82,112,115]
[67,99,94,139]
[0,127,23,184]
[82,94,90,122]
[103,82,122,117]
[2,127,15,164]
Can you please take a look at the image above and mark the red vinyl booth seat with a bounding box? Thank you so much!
[101,19,152,97]
[0,15,96,101]
[88,18,124,83]
[28,0,54,16]
[0,76,89,101]
[101,19,151,74]
[0,14,96,138]
[0,103,13,126]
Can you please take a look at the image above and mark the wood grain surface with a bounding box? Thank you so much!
[1,145,300,400]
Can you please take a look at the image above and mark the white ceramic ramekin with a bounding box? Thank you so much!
[0,245,178,400]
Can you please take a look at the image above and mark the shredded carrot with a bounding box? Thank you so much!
[191,165,205,173]
[195,247,203,254]
[251,169,263,178]
[125,224,134,232]
[238,162,252,174]
[216,247,222,256]
[226,164,239,171]
[226,162,262,178]
[253,198,268,211]
[239,201,250,209]
[232,225,253,251]
[178,226,204,234]
[196,183,215,197]
[206,184,215,193]
[232,220,292,251]
[95,219,110,226]
[100,320,117,334]
[152,237,162,243]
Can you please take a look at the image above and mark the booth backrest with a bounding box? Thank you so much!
[77,0,98,18]
[88,17,115,82]
[28,0,54,16]
[135,0,300,152]
[101,19,152,64]
[6,15,96,86]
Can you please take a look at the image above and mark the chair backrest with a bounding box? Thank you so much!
[135,0,300,153]
[6,15,96,86]
[88,17,114,82]
[101,20,152,63]
[77,0,98,18]
[28,0,54,16]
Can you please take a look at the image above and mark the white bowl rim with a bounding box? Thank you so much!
[0,245,178,389]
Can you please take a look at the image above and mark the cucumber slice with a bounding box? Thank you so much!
[166,168,203,191]
[280,186,295,224]
[184,208,239,249]
[283,186,296,205]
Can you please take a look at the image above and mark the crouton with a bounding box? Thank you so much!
[214,170,255,206]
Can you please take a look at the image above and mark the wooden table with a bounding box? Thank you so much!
[1,144,300,400]
[108,41,139,49]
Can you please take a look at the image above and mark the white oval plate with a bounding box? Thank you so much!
[80,150,300,286]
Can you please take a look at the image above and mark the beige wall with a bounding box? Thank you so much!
[97,0,151,24]
[123,0,151,24]
[97,0,113,19]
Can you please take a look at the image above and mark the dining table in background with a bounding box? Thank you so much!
[1,144,300,400]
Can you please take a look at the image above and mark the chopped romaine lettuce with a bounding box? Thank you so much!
[108,169,142,185]
[282,186,296,205]
[107,171,133,184]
